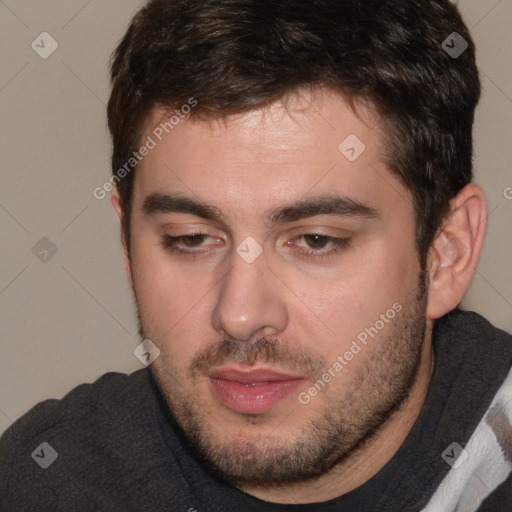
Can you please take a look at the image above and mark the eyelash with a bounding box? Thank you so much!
[161,233,351,260]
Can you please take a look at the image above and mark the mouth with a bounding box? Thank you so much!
[207,367,307,415]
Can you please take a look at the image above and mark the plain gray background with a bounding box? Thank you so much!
[1,0,511,435]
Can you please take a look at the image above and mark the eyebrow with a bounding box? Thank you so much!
[142,192,379,225]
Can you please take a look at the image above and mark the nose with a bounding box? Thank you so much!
[211,246,289,342]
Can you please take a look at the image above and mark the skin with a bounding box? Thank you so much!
[112,88,487,504]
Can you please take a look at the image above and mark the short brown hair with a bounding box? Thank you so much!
[107,0,480,266]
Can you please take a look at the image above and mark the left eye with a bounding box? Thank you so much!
[298,234,335,250]
[289,234,351,256]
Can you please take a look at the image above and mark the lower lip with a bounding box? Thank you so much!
[208,378,305,414]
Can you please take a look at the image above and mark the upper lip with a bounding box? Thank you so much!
[208,367,304,383]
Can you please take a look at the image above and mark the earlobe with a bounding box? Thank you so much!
[111,186,133,287]
[426,183,488,320]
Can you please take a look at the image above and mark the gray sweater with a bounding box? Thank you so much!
[1,309,511,511]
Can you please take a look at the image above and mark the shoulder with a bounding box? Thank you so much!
[0,369,158,510]
[0,369,148,447]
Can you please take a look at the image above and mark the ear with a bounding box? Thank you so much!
[111,186,133,287]
[426,183,488,320]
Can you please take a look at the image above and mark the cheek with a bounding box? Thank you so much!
[132,231,199,300]
[130,236,228,369]
[296,246,417,359]
[131,240,206,335]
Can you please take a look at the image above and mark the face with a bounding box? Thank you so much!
[126,90,428,487]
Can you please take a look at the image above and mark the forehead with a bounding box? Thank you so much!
[143,89,379,156]
[133,89,407,221]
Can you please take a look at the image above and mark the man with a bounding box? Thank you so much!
[1,0,511,510]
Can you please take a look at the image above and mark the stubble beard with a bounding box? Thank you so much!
[140,275,428,488]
